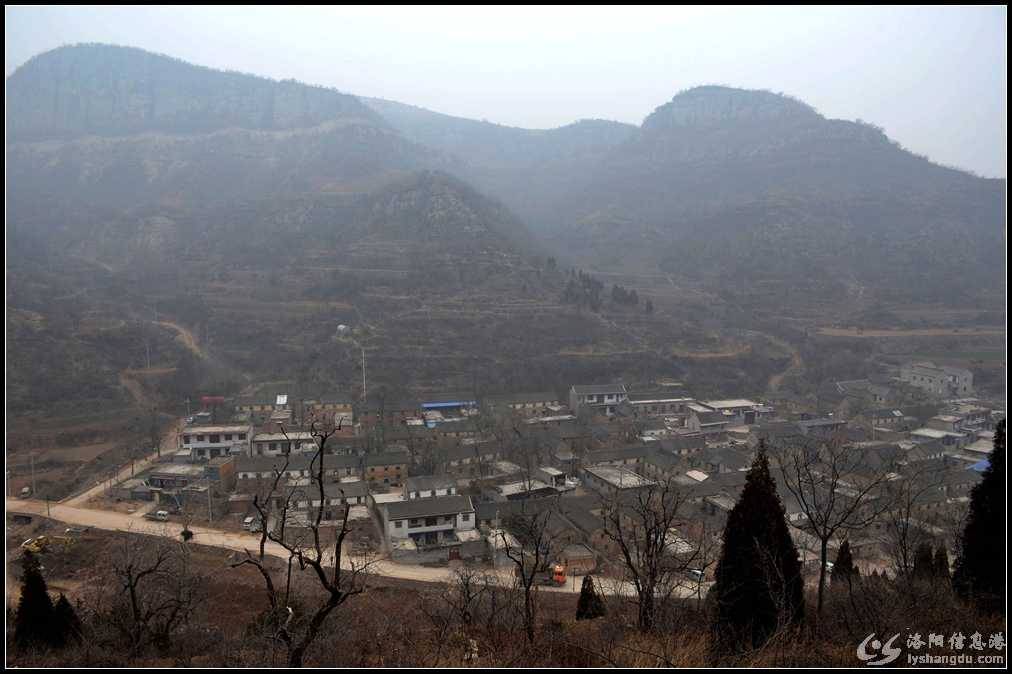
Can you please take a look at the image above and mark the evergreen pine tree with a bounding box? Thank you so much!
[830,540,858,588]
[575,575,607,621]
[953,420,1005,612]
[51,593,82,647]
[933,546,950,583]
[710,445,804,656]
[912,543,935,581]
[14,551,56,651]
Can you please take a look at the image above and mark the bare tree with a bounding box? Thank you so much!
[417,566,499,665]
[877,466,945,589]
[231,421,372,667]
[774,439,892,621]
[105,536,204,655]
[685,520,721,613]
[497,498,557,644]
[599,478,694,631]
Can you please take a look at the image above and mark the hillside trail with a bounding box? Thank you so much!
[766,334,803,393]
[153,319,207,360]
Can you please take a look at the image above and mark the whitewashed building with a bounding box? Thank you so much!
[382,495,475,546]
[179,424,252,460]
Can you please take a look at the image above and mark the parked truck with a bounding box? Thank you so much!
[516,560,567,587]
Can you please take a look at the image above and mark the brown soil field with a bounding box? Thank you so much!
[817,326,1005,338]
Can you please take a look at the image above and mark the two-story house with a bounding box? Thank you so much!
[179,424,252,461]
[382,495,476,546]
[569,384,628,417]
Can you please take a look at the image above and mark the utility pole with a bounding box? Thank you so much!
[207,483,213,524]
[30,452,37,497]
[361,343,367,403]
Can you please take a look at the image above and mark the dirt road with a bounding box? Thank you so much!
[60,419,183,507]
[4,497,545,589]
[117,367,176,407]
[766,334,804,393]
[154,320,206,359]
[5,496,705,598]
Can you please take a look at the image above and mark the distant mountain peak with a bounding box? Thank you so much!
[643,85,821,130]
[7,42,385,142]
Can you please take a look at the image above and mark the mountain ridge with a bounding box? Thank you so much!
[7,43,386,142]
[8,43,1005,309]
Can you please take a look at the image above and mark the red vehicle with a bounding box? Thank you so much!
[516,561,567,587]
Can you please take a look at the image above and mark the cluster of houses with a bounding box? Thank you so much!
[123,367,1002,576]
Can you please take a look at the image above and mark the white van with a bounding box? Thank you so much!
[154,510,170,522]
[242,516,255,531]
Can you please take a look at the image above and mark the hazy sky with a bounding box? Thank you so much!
[5,5,1007,177]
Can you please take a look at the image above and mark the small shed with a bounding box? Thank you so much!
[560,543,597,576]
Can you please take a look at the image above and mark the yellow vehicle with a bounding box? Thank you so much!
[20,535,74,554]
[21,536,46,553]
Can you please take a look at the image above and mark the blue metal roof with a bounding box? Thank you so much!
[421,401,476,409]
[970,459,990,472]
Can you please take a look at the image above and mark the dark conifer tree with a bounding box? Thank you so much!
[912,543,935,581]
[933,546,950,583]
[710,445,804,656]
[953,420,1005,612]
[830,540,858,588]
[14,551,56,651]
[575,575,607,621]
[52,593,82,647]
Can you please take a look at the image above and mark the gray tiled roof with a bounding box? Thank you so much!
[571,384,627,396]
[384,495,474,520]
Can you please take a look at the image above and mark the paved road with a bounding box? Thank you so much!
[5,497,708,599]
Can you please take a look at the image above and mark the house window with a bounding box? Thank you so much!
[196,435,205,442]
[210,435,220,443]
[183,435,191,444]
[225,434,232,441]
[238,433,247,441]
[461,513,471,522]
[425,517,438,526]
[395,520,403,528]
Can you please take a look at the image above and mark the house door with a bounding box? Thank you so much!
[448,546,460,561]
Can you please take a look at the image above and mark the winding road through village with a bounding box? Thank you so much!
[6,492,707,599]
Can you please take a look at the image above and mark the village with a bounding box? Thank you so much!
[75,357,1004,592]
